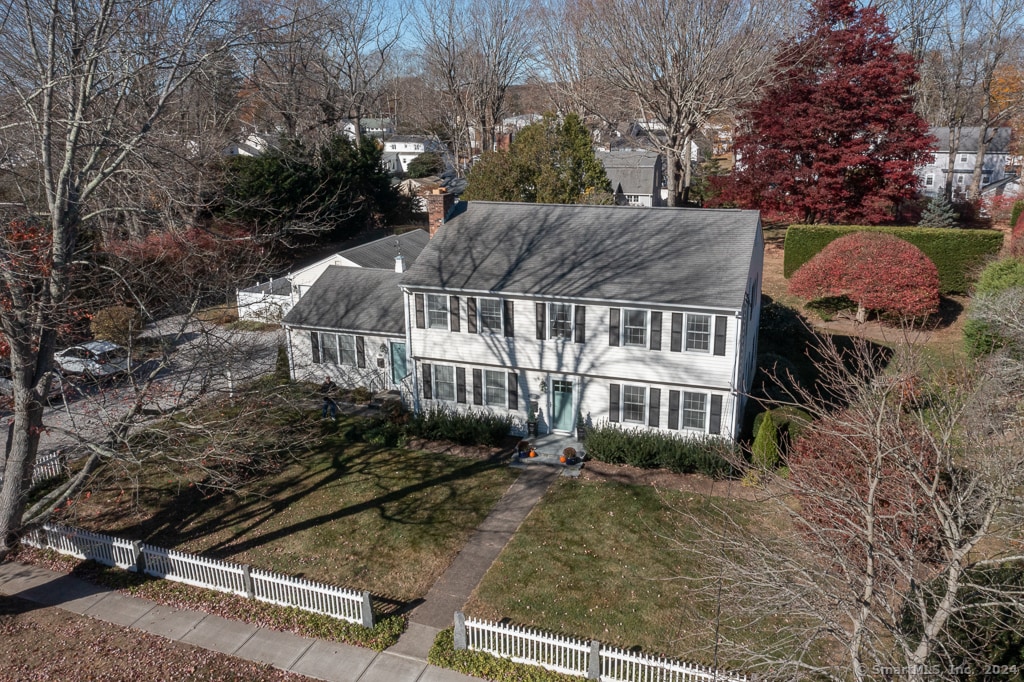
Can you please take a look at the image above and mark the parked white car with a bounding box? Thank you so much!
[54,341,130,379]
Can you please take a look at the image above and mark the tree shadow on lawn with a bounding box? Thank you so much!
[94,435,510,570]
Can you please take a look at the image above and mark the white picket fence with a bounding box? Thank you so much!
[23,523,374,627]
[0,450,67,487]
[456,614,747,682]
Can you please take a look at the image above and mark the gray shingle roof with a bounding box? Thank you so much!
[597,150,662,196]
[339,229,429,269]
[283,267,405,334]
[400,202,761,310]
[929,127,1012,153]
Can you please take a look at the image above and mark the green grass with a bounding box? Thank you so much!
[465,478,781,668]
[66,384,518,604]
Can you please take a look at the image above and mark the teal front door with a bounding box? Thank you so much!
[552,380,574,432]
[390,342,408,385]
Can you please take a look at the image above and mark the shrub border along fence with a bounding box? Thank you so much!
[23,523,374,627]
[782,224,1004,294]
[454,612,747,682]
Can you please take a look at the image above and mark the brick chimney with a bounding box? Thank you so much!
[425,188,455,238]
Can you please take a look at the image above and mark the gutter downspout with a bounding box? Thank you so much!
[730,311,743,440]
[284,324,296,382]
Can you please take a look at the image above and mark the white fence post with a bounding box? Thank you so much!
[242,564,254,598]
[588,640,601,680]
[361,591,374,628]
[130,540,144,573]
[454,611,467,650]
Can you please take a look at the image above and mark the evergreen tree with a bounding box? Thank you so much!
[464,113,612,204]
[918,194,959,229]
[715,0,932,224]
[752,412,780,470]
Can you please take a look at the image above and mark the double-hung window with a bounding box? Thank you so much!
[484,370,506,407]
[623,309,647,347]
[925,174,935,188]
[427,294,449,329]
[319,333,339,364]
[479,298,503,333]
[433,365,456,401]
[682,392,707,430]
[622,385,646,423]
[338,335,356,366]
[685,314,711,352]
[550,303,572,339]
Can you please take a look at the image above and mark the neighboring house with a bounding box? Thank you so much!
[919,127,1013,198]
[399,200,763,440]
[343,118,395,140]
[236,229,429,321]
[223,132,273,157]
[381,135,446,174]
[596,150,665,207]
[284,267,410,395]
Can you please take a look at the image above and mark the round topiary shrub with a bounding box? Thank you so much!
[751,412,780,470]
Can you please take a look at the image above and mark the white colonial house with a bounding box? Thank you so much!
[280,197,762,440]
[343,118,395,140]
[399,200,763,440]
[919,127,1013,198]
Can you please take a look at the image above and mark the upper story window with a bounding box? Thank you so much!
[925,174,935,187]
[623,309,647,346]
[960,154,968,162]
[427,294,449,329]
[983,173,991,184]
[390,144,397,150]
[550,303,572,339]
[685,314,711,352]
[479,298,503,333]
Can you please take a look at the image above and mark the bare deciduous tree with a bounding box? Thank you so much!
[559,0,794,205]
[674,337,1024,680]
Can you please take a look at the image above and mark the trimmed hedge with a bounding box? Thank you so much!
[783,225,1004,294]
[405,405,514,447]
[1011,200,1024,230]
[582,423,735,478]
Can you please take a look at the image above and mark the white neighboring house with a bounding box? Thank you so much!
[343,118,395,140]
[236,230,430,322]
[223,132,273,157]
[398,201,763,441]
[381,135,445,174]
[919,127,1013,198]
[596,150,665,207]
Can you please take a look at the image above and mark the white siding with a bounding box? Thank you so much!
[288,327,409,395]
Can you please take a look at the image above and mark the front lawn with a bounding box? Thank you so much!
[465,478,789,668]
[61,384,518,604]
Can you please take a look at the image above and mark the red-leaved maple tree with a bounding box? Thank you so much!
[789,232,940,321]
[714,0,933,224]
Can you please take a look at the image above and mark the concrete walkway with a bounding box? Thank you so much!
[0,458,565,680]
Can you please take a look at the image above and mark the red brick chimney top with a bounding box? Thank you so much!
[425,189,456,238]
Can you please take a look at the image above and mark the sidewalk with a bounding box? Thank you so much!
[0,456,566,680]
[0,561,480,682]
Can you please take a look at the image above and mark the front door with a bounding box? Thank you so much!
[551,380,574,432]
[390,342,408,385]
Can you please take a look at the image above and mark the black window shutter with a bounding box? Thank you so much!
[609,308,621,346]
[574,305,586,344]
[310,331,320,364]
[609,383,620,422]
[415,294,425,329]
[472,368,483,405]
[714,316,728,356]
[507,373,518,410]
[422,363,432,399]
[536,302,546,340]
[670,313,683,352]
[467,297,478,333]
[709,395,723,434]
[356,336,365,368]
[650,312,662,351]
[450,295,460,332]
[668,390,680,430]
[503,300,515,337]
[456,367,467,403]
[649,388,661,427]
